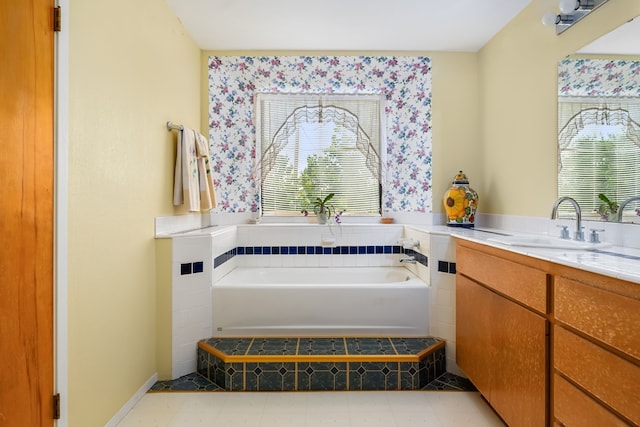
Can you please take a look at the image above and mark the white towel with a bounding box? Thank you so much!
[195,131,217,210]
[173,127,216,212]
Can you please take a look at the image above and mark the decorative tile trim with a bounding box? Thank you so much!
[197,337,446,391]
[213,245,429,268]
[404,249,428,266]
[199,337,443,363]
[437,260,456,274]
[180,261,205,275]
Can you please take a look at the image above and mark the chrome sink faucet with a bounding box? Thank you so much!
[616,196,640,222]
[551,196,584,241]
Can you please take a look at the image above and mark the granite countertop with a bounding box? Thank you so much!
[447,227,640,285]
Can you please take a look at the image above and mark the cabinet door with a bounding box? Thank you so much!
[457,275,548,427]
[457,275,493,398]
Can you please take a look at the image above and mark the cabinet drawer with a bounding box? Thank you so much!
[555,276,640,360]
[554,374,628,427]
[457,245,547,313]
[554,326,640,425]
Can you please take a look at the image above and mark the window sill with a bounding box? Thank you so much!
[258,215,383,225]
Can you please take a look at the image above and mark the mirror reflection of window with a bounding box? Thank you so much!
[557,99,640,220]
[559,17,640,223]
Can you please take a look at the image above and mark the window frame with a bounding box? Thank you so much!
[254,92,387,221]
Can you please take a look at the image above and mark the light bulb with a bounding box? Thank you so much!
[541,12,559,26]
[559,0,579,14]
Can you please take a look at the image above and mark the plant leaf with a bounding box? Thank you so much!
[598,193,613,207]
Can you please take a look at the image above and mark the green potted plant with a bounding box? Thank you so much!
[312,193,335,224]
[597,193,619,221]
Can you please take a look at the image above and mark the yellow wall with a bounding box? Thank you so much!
[68,0,200,424]
[430,52,481,212]
[479,0,640,217]
[66,0,639,424]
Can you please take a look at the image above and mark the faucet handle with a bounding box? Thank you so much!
[556,224,570,239]
[589,228,605,244]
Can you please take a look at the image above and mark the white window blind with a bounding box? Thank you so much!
[557,98,640,217]
[256,93,384,217]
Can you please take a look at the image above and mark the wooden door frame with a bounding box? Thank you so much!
[54,0,69,425]
[1,0,59,424]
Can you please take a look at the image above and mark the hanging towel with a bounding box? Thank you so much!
[194,131,217,210]
[173,127,209,212]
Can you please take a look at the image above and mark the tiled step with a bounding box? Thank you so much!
[197,337,446,392]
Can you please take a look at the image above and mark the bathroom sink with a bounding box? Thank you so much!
[487,235,612,250]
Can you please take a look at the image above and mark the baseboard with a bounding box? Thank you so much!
[104,372,158,427]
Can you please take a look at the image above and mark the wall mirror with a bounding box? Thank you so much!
[557,16,640,224]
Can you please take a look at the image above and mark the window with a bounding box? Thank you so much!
[558,98,640,219]
[256,93,384,217]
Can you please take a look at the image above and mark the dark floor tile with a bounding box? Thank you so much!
[422,372,477,391]
[149,372,222,392]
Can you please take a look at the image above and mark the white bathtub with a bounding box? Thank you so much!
[212,267,429,337]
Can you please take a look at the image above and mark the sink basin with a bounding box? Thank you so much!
[487,235,612,250]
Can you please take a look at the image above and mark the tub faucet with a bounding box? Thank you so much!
[399,238,420,250]
[551,196,584,241]
[400,256,416,264]
[616,196,640,222]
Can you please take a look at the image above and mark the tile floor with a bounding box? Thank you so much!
[117,390,505,426]
[149,371,476,392]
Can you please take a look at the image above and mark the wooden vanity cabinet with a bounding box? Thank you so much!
[456,238,640,427]
[552,269,640,426]
[456,240,549,427]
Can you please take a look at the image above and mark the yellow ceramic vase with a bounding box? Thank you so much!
[443,171,478,228]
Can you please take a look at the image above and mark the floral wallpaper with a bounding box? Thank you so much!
[558,58,640,97]
[207,56,432,213]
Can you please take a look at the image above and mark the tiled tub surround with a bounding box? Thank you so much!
[197,337,446,392]
[210,225,431,340]
[159,224,437,380]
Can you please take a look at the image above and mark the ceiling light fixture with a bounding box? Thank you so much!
[541,0,609,34]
